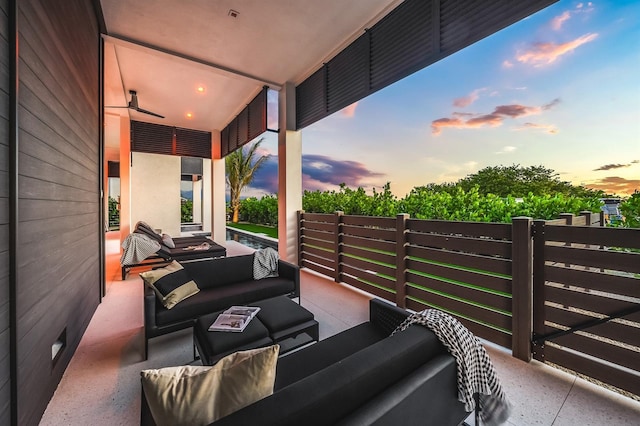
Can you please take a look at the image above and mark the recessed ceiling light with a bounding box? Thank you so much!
[196,86,205,93]
[186,112,193,119]
[228,9,239,18]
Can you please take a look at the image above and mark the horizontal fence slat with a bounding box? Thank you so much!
[342,255,396,278]
[301,213,335,223]
[301,251,335,270]
[545,285,638,317]
[406,259,512,295]
[301,260,333,277]
[407,245,512,276]
[544,345,640,397]
[342,264,396,290]
[544,265,640,299]
[342,215,396,228]
[406,299,512,348]
[407,232,512,258]
[407,219,512,239]
[545,305,640,348]
[301,235,334,251]
[342,244,396,265]
[545,225,640,249]
[301,228,334,243]
[342,274,395,302]
[302,221,334,233]
[342,224,397,241]
[302,245,334,260]
[545,246,640,274]
[548,332,639,374]
[406,284,512,331]
[342,234,396,253]
[406,270,512,313]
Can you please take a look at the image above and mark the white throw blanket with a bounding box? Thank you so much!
[121,233,161,266]
[253,247,279,279]
[392,309,512,426]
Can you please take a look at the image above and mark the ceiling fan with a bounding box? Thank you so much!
[106,90,165,118]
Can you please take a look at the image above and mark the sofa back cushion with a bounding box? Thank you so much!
[183,255,254,289]
[213,324,446,426]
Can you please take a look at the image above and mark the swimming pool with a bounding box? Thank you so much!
[226,228,278,250]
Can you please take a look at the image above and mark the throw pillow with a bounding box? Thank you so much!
[139,261,199,309]
[141,345,280,426]
[161,233,175,248]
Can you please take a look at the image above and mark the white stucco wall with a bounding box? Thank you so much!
[130,152,181,236]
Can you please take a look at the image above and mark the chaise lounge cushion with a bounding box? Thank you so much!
[141,345,280,426]
[140,261,200,309]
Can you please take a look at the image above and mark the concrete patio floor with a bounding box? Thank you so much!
[40,232,640,425]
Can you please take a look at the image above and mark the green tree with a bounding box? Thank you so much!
[457,164,605,198]
[225,138,269,223]
[612,191,640,228]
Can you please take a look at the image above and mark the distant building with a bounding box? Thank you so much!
[600,198,622,223]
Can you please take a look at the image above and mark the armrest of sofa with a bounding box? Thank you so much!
[277,259,300,298]
[369,299,410,335]
[144,285,158,334]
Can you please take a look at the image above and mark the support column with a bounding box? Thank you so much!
[119,115,131,245]
[210,130,226,243]
[278,82,302,263]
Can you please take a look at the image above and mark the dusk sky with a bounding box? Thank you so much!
[247,0,640,199]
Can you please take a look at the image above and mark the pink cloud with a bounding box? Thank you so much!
[515,122,558,134]
[453,88,485,108]
[431,99,560,135]
[340,102,358,118]
[516,33,598,66]
[551,11,571,31]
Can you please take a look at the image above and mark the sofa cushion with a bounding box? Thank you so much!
[141,345,279,426]
[161,234,175,248]
[213,325,445,426]
[155,278,296,327]
[182,255,255,289]
[274,322,386,390]
[140,261,200,309]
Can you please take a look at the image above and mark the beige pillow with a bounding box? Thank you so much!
[141,345,280,426]
[139,261,199,309]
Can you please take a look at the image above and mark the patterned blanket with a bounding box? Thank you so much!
[253,247,279,280]
[392,309,512,425]
[121,233,161,266]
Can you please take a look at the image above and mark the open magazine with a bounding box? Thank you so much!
[208,306,261,332]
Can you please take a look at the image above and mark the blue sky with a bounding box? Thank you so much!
[247,0,640,199]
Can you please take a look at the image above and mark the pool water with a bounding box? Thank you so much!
[226,229,278,250]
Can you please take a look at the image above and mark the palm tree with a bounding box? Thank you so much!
[226,138,269,223]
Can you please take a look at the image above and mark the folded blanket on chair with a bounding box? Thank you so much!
[392,309,512,426]
[121,233,161,266]
[253,247,279,280]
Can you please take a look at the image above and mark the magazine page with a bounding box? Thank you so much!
[208,314,250,332]
[223,306,260,318]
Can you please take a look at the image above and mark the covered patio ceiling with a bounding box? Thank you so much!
[101,0,403,133]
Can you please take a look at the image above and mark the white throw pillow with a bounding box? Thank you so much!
[141,345,280,426]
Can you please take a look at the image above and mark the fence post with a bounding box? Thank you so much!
[395,214,409,309]
[334,211,344,283]
[531,219,547,363]
[511,217,533,362]
[581,211,593,227]
[559,212,573,225]
[297,210,304,267]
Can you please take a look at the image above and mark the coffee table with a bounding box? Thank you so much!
[194,296,319,365]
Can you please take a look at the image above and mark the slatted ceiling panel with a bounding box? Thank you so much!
[237,108,249,147]
[440,0,555,52]
[248,88,266,142]
[228,117,238,153]
[369,0,433,89]
[130,121,173,155]
[175,127,211,159]
[326,34,369,112]
[296,67,326,129]
[220,126,230,157]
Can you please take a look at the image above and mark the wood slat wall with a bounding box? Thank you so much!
[16,1,100,425]
[0,0,11,423]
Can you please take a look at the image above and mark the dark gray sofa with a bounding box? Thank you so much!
[141,299,470,425]
[143,254,300,359]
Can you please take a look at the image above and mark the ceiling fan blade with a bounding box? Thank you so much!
[134,107,165,119]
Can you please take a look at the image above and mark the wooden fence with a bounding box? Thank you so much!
[298,210,639,396]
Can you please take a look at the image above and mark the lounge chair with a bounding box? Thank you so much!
[120,222,226,279]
